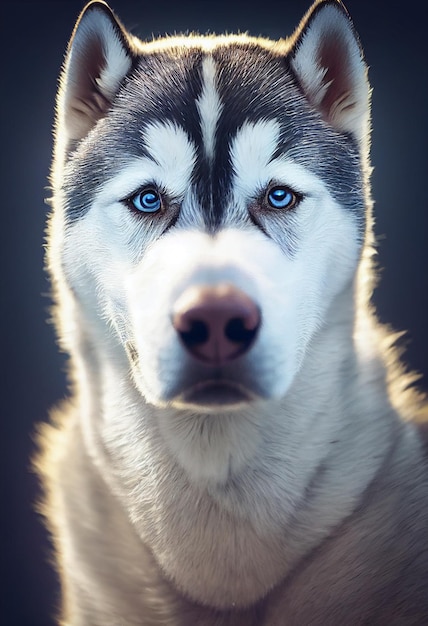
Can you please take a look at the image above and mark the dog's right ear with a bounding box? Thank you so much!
[56,1,134,149]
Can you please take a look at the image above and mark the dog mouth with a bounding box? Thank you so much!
[126,341,263,410]
[175,380,257,410]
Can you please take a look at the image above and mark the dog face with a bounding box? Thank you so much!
[50,0,369,414]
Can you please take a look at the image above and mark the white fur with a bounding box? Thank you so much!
[196,56,223,160]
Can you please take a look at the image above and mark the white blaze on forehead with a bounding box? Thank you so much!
[230,119,281,196]
[196,56,223,161]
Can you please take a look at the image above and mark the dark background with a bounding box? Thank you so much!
[1,1,427,624]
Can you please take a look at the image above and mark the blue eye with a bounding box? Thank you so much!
[267,186,297,210]
[130,188,162,213]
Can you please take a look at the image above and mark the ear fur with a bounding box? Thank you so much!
[290,0,370,144]
[56,1,134,146]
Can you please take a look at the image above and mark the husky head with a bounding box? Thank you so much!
[49,0,370,472]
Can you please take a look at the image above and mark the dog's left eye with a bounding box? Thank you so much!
[129,188,162,213]
[267,186,298,210]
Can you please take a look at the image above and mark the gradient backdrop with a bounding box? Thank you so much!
[2,1,427,624]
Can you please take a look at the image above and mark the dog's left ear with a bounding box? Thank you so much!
[289,0,370,144]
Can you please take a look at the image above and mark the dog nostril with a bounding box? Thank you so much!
[179,320,209,348]
[225,317,258,345]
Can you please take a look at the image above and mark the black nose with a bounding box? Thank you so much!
[172,284,261,366]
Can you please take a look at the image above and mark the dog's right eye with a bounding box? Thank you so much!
[128,188,162,213]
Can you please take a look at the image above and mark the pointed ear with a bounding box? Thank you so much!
[57,1,134,146]
[289,0,370,144]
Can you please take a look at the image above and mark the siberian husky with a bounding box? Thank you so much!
[37,0,428,624]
